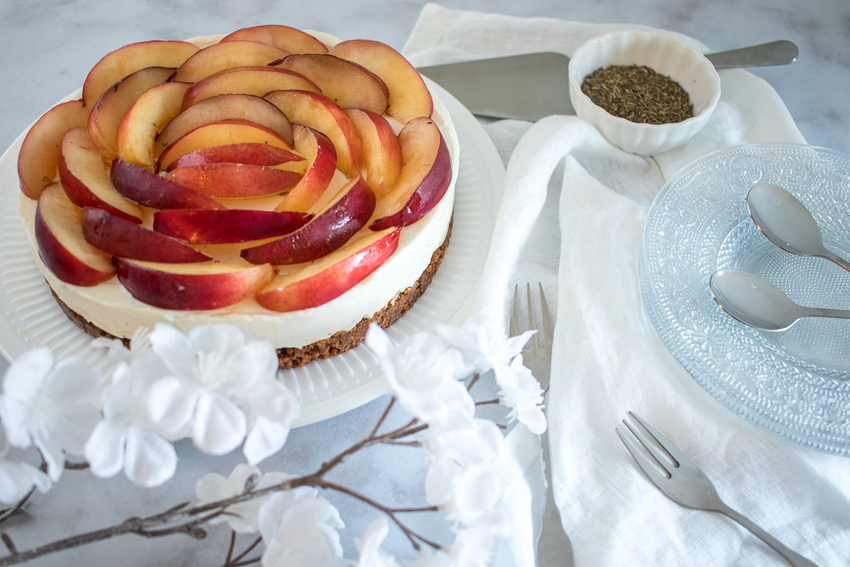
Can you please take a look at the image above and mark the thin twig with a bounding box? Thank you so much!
[475,398,501,406]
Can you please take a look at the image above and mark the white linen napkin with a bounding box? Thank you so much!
[405,4,850,566]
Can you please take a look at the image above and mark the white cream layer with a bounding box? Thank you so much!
[19,91,459,349]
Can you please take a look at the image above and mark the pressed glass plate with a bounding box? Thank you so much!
[640,143,850,455]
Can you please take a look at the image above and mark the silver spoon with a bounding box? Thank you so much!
[709,269,850,331]
[747,183,850,272]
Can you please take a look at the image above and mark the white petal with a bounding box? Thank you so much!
[189,324,246,355]
[123,427,177,487]
[451,464,500,519]
[2,347,53,400]
[143,377,200,439]
[191,391,246,455]
[149,324,197,378]
[0,460,52,505]
[84,420,128,478]
[249,379,301,425]
[44,356,102,402]
[243,416,289,465]
[195,471,235,503]
[52,402,102,455]
[35,435,65,482]
[222,342,278,393]
[425,456,461,506]
[0,397,33,449]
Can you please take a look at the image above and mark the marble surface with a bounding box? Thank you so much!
[0,1,848,565]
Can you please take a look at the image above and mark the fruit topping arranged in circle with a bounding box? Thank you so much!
[17,23,456,352]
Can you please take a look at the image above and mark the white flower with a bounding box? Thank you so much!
[243,378,301,465]
[141,324,280,456]
[258,488,346,567]
[354,518,400,567]
[0,347,101,481]
[195,463,289,533]
[84,350,177,487]
[365,324,470,429]
[447,527,497,567]
[409,548,452,567]
[0,452,51,506]
[436,315,546,435]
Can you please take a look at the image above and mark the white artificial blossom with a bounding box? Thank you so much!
[436,315,547,435]
[196,463,289,533]
[365,323,514,567]
[354,518,401,567]
[258,487,347,567]
[0,447,51,506]
[0,347,101,481]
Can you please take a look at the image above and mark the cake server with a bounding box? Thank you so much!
[416,40,798,121]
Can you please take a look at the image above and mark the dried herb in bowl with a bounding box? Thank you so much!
[580,65,694,125]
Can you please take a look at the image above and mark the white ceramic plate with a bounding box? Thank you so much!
[0,81,504,427]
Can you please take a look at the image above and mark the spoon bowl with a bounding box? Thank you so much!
[747,183,850,272]
[709,269,850,331]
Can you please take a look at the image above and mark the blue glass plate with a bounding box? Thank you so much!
[641,143,850,456]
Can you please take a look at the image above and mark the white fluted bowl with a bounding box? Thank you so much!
[568,30,721,156]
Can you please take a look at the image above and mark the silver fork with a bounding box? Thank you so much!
[511,283,573,565]
[616,412,818,567]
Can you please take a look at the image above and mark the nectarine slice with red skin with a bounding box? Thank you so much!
[157,118,291,172]
[221,25,329,55]
[255,227,400,313]
[182,66,322,108]
[370,117,452,231]
[59,127,143,224]
[35,184,116,287]
[82,207,212,263]
[275,54,389,115]
[173,40,290,84]
[329,39,433,124]
[167,162,303,199]
[88,66,175,161]
[18,99,90,200]
[111,159,223,210]
[265,89,363,175]
[346,108,402,195]
[157,93,294,152]
[275,125,338,213]
[117,259,274,311]
[82,40,199,107]
[117,81,192,171]
[166,143,304,171]
[153,209,311,244]
[242,174,375,265]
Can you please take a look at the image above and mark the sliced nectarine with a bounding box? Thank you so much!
[242,174,375,265]
[117,259,273,311]
[275,54,388,114]
[35,183,116,286]
[167,162,303,199]
[88,66,175,161]
[182,66,321,108]
[116,81,192,171]
[166,143,304,171]
[346,108,402,194]
[153,209,311,244]
[157,93,294,152]
[173,40,290,84]
[255,227,400,312]
[275,125,337,213]
[18,99,90,199]
[82,207,212,263]
[82,40,199,106]
[111,159,224,210]
[265,90,363,175]
[59,127,143,224]
[370,117,451,231]
[157,119,291,172]
[221,25,329,54]
[329,39,432,123]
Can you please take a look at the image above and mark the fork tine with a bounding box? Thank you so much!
[628,411,684,468]
[616,426,672,484]
[510,284,522,338]
[526,283,536,348]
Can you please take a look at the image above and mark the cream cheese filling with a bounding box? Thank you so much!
[19,92,458,349]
